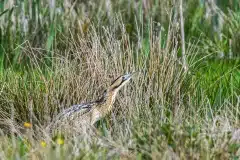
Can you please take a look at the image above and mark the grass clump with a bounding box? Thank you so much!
[0,0,240,159]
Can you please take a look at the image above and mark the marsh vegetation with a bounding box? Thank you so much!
[0,0,240,159]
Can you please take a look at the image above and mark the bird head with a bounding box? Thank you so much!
[108,73,133,93]
[98,73,136,103]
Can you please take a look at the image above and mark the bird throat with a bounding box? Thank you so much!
[99,91,117,114]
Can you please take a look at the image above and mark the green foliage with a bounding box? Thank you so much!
[194,59,240,108]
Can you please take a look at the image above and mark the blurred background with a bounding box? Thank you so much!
[1,0,240,67]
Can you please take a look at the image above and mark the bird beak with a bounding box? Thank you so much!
[123,72,139,81]
[123,73,132,81]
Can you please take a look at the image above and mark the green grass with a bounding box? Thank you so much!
[0,0,240,159]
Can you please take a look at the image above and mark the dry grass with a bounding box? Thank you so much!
[0,19,239,159]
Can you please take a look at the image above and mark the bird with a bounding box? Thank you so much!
[47,73,134,134]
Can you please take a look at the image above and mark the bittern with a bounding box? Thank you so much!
[48,73,133,133]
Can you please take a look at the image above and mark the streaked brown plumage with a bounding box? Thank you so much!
[48,73,133,134]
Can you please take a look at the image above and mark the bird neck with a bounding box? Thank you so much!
[97,91,117,113]
[106,91,117,111]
